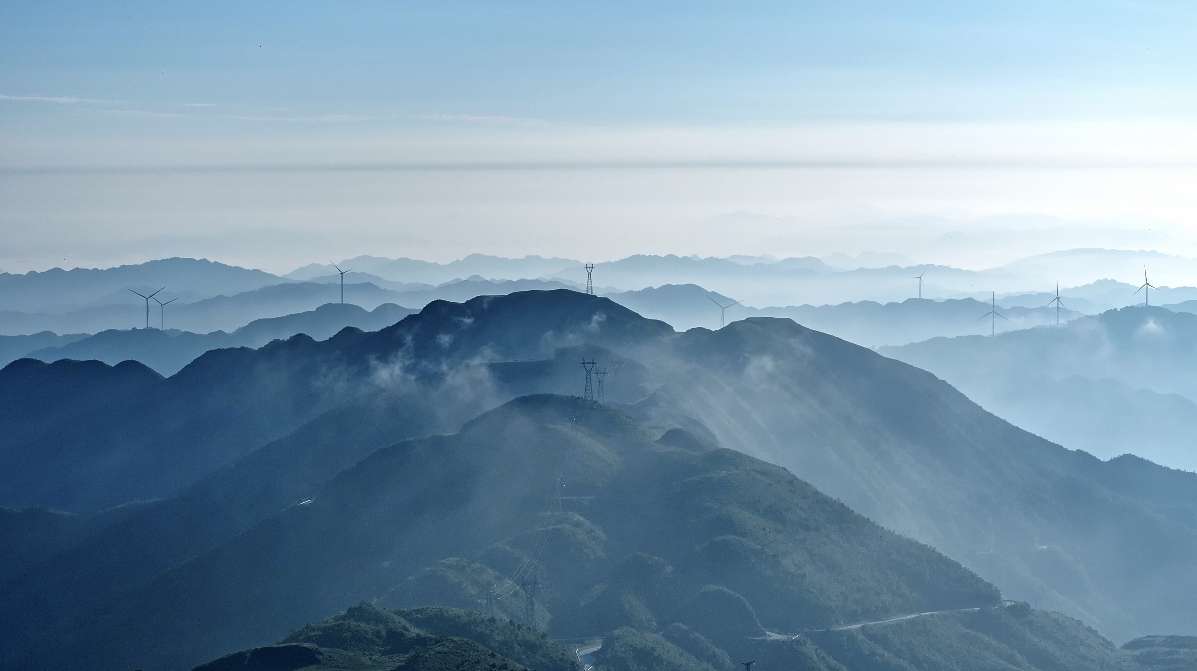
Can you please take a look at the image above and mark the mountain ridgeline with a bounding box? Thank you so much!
[10,302,415,375]
[884,306,1197,472]
[0,289,1192,671]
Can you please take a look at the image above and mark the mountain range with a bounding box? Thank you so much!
[3,289,1197,671]
[0,392,1131,671]
[884,306,1197,472]
[610,284,1076,346]
[0,257,285,313]
[12,303,414,375]
[288,254,580,284]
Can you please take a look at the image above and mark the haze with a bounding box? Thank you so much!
[6,5,1197,671]
[4,1,1197,272]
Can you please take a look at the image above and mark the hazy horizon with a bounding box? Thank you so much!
[4,2,1197,273]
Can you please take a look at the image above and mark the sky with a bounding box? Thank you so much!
[2,1,1196,273]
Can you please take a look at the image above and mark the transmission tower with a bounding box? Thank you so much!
[580,359,597,401]
[584,263,595,295]
[595,368,608,403]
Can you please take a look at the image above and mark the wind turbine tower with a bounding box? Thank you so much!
[1045,283,1065,326]
[1135,268,1157,307]
[914,272,926,299]
[584,264,595,295]
[741,662,757,671]
[153,296,178,330]
[333,264,350,304]
[707,295,740,328]
[979,291,1007,337]
[129,287,164,329]
[580,359,597,401]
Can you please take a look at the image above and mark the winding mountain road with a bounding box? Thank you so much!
[760,604,997,640]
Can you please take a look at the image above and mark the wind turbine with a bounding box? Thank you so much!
[1045,283,1065,326]
[129,287,164,329]
[153,295,177,330]
[1135,268,1156,307]
[914,272,926,299]
[333,264,350,304]
[979,291,1007,337]
[707,295,740,328]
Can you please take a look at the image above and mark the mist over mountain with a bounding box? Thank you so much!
[288,254,580,284]
[0,258,285,313]
[1002,279,1197,314]
[305,270,434,293]
[11,0,1197,666]
[998,249,1197,292]
[885,306,1197,472]
[0,281,403,335]
[4,392,1120,671]
[3,289,1196,671]
[0,331,87,365]
[15,303,415,375]
[610,284,1075,346]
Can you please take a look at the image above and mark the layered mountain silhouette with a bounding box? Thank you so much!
[610,283,1074,345]
[288,254,579,284]
[4,395,1123,671]
[0,330,86,366]
[884,306,1197,471]
[2,290,1195,671]
[16,302,414,375]
[0,281,402,335]
[0,257,285,313]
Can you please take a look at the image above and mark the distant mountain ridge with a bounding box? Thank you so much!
[0,257,285,313]
[3,289,1197,654]
[0,281,403,335]
[610,283,1076,346]
[17,302,415,375]
[288,254,580,284]
[883,305,1197,472]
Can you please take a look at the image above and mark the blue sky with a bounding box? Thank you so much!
[5,1,1196,132]
[1,2,1195,270]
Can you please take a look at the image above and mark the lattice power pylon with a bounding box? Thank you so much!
[580,359,597,401]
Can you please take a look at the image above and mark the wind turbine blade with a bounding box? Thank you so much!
[1134,284,1145,294]
[333,264,343,273]
[996,312,1008,320]
[728,300,741,308]
[148,287,164,299]
[706,295,723,307]
[164,298,177,305]
[129,289,147,299]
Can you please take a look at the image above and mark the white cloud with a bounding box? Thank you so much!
[0,93,119,105]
